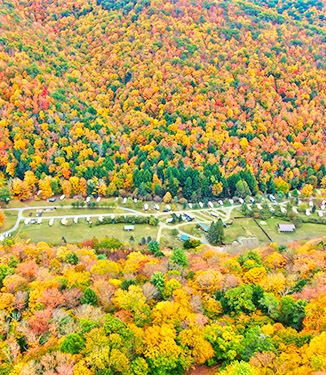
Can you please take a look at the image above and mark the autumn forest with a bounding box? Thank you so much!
[1,0,326,374]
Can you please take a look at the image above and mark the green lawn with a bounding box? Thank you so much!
[263,218,326,244]
[225,217,326,246]
[6,197,117,209]
[160,229,183,248]
[26,207,126,217]
[225,218,267,244]
[0,211,18,233]
[180,224,203,237]
[12,221,158,245]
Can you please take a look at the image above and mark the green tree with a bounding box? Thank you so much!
[277,296,307,331]
[170,248,188,267]
[223,284,256,314]
[207,219,225,246]
[61,333,86,354]
[81,287,98,306]
[235,180,251,198]
[0,187,11,205]
[148,240,160,253]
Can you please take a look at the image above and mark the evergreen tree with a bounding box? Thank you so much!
[207,219,225,245]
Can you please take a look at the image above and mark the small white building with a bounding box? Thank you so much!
[292,207,298,214]
[166,218,173,223]
[257,204,263,210]
[218,200,223,206]
[278,223,295,233]
[86,216,90,223]
[37,218,42,225]
[122,197,127,205]
[60,195,65,201]
[98,216,103,222]
[124,225,134,231]
[154,204,160,211]
[73,217,78,224]
[188,203,193,209]
[199,202,204,208]
[144,203,149,211]
[239,198,244,204]
[61,218,67,226]
[0,235,4,242]
[321,204,325,211]
[86,196,91,203]
[24,219,30,225]
[96,197,101,203]
[280,206,287,214]
[49,219,54,227]
[229,199,234,205]
[165,205,171,211]
[208,201,214,208]
[111,215,115,220]
[306,209,311,216]
[318,211,324,218]
[309,201,313,208]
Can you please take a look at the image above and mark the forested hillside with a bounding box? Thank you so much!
[1,0,326,200]
[0,237,326,374]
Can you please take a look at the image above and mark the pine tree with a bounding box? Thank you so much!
[207,219,225,246]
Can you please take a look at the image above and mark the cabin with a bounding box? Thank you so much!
[124,225,135,231]
[278,223,295,233]
[198,223,209,232]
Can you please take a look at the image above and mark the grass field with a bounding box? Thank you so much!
[12,221,158,245]
[180,224,203,237]
[0,211,18,233]
[160,228,183,248]
[27,207,127,217]
[225,217,326,246]
[225,218,267,244]
[262,218,326,244]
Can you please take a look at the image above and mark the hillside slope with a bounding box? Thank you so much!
[1,0,326,199]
